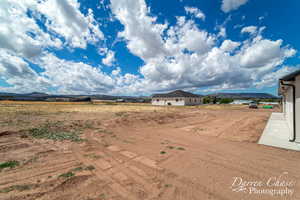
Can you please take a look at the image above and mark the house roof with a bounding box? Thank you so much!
[152,90,202,98]
[280,69,300,81]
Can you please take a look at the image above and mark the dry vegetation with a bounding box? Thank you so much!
[0,101,299,200]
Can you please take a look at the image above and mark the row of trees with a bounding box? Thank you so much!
[202,96,280,104]
[202,96,233,104]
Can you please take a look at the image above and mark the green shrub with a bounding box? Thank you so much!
[0,160,19,170]
[59,172,75,178]
[85,165,95,171]
[177,147,186,151]
[202,96,211,104]
[25,122,82,142]
[219,98,233,104]
[160,151,166,154]
[71,167,83,172]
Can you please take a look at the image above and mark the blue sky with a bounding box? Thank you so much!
[0,0,299,96]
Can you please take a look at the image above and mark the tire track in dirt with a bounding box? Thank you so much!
[0,157,75,177]
[71,145,134,200]
[0,141,21,147]
[98,148,164,199]
[0,134,83,194]
[0,160,79,186]
[85,130,232,200]
[70,131,168,200]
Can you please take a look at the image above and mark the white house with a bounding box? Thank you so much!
[152,90,203,106]
[230,100,253,105]
[279,70,300,143]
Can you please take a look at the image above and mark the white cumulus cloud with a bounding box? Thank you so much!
[102,50,116,66]
[221,0,249,13]
[239,38,296,69]
[0,0,104,59]
[241,26,258,35]
[37,0,104,49]
[0,0,62,59]
[184,6,206,21]
[220,40,241,52]
[110,0,296,93]
[0,0,297,95]
[110,0,168,61]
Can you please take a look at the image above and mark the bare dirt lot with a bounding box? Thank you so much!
[0,102,299,200]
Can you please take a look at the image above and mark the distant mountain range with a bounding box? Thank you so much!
[208,92,279,99]
[0,92,151,102]
[0,91,279,101]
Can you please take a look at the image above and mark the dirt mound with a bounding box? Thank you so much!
[112,112,185,127]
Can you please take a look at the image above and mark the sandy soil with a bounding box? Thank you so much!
[0,102,299,200]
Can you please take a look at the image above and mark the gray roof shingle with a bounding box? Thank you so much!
[152,90,202,98]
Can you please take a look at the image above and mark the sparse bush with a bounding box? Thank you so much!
[0,160,19,170]
[72,167,83,172]
[85,165,95,171]
[25,122,82,142]
[177,147,185,151]
[219,98,233,104]
[160,151,166,154]
[202,96,211,104]
[59,172,75,178]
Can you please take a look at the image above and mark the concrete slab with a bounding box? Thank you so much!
[258,113,300,151]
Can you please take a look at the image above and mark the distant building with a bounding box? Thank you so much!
[230,100,253,105]
[152,90,203,106]
[259,102,279,105]
[116,99,125,102]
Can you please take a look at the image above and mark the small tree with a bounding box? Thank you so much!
[202,96,211,104]
[219,98,233,104]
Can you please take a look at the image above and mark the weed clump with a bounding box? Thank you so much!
[167,146,174,149]
[59,172,75,178]
[72,167,83,172]
[0,160,19,171]
[85,165,95,171]
[177,147,185,151]
[25,122,82,142]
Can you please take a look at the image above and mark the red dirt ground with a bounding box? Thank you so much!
[0,104,299,200]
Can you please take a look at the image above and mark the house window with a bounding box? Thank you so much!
[157,99,159,102]
[194,99,197,102]
[176,99,178,102]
